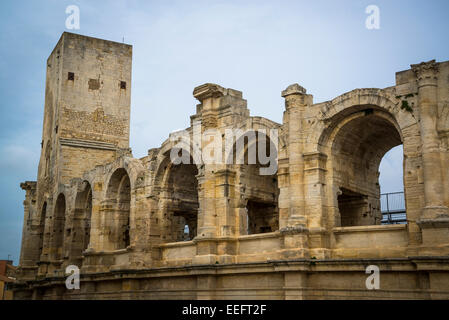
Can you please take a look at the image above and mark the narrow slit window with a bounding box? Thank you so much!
[120,81,126,89]
[68,72,75,81]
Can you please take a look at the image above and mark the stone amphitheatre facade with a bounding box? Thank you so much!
[13,32,449,299]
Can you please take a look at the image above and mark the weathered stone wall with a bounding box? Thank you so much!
[13,33,449,299]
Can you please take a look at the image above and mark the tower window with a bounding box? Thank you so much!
[120,81,126,89]
[68,72,75,81]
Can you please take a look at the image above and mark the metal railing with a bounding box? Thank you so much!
[380,192,407,224]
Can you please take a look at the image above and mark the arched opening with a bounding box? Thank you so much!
[231,131,279,234]
[52,194,66,260]
[379,145,406,224]
[159,152,199,242]
[70,181,92,264]
[330,111,403,227]
[105,168,131,250]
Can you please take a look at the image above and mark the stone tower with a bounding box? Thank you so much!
[19,32,132,277]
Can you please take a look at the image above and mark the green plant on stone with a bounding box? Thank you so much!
[401,100,413,112]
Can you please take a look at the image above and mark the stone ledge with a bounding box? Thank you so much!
[238,231,280,241]
[333,224,406,234]
[13,256,449,289]
[158,240,196,248]
[417,217,449,228]
[59,137,117,151]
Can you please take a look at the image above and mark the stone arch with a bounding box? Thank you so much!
[319,106,406,227]
[69,181,92,265]
[311,88,416,150]
[155,150,199,242]
[102,156,146,199]
[50,193,66,261]
[103,168,131,250]
[227,129,280,234]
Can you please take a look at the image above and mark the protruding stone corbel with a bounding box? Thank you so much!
[193,83,226,103]
[281,83,306,97]
[282,83,310,111]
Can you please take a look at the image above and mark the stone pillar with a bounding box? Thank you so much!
[80,182,105,273]
[215,169,237,237]
[412,60,449,251]
[38,199,52,276]
[277,163,290,230]
[303,152,330,258]
[281,84,311,228]
[302,152,327,228]
[280,84,312,259]
[128,180,152,268]
[193,84,224,239]
[196,167,218,238]
[193,165,221,265]
[18,182,40,279]
[412,61,449,219]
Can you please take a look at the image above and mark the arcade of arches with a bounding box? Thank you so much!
[15,44,449,300]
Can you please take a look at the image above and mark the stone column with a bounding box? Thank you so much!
[277,164,290,230]
[412,60,449,219]
[303,152,330,258]
[196,166,218,238]
[215,169,237,237]
[412,60,449,252]
[279,84,312,259]
[81,182,105,273]
[281,84,311,228]
[128,180,151,268]
[193,84,224,239]
[18,182,40,279]
[38,199,52,276]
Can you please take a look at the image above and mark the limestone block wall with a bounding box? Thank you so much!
[13,32,449,299]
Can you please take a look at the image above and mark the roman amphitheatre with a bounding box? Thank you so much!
[13,32,449,299]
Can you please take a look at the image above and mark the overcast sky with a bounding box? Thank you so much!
[1,0,448,264]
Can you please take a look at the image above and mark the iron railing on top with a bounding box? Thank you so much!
[380,192,407,224]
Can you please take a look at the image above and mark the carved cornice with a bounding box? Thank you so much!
[59,138,117,151]
[281,83,306,97]
[193,83,225,102]
[20,181,37,191]
[411,60,439,86]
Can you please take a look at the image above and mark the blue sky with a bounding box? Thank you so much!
[1,0,448,264]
